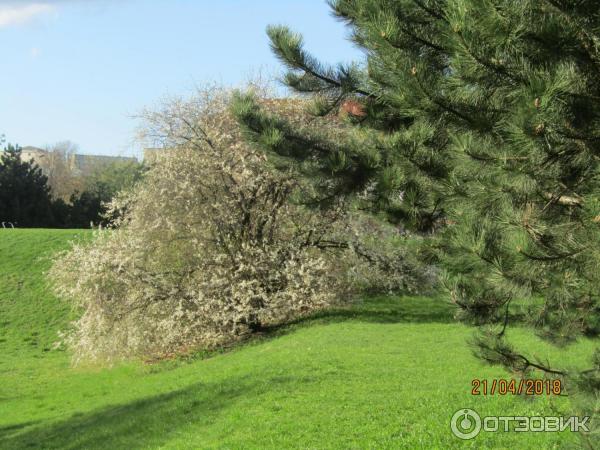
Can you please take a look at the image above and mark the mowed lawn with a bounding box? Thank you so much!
[0,229,596,449]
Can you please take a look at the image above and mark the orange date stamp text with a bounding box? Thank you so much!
[471,378,562,396]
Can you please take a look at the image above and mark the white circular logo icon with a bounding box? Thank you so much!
[451,408,482,440]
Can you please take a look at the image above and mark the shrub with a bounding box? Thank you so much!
[50,87,346,364]
[341,213,438,295]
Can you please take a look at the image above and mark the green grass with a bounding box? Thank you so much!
[0,229,596,449]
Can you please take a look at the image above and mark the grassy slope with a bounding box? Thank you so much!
[0,229,596,449]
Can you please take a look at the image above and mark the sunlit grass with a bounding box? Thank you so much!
[0,229,594,449]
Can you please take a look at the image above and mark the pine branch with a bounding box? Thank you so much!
[267,25,375,99]
[411,0,447,22]
[542,0,600,73]
[412,74,477,125]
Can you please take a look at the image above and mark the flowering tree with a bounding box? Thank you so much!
[50,87,348,363]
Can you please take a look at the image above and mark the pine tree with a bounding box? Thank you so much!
[0,144,56,227]
[233,0,600,437]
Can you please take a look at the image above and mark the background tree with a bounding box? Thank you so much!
[68,160,145,227]
[84,159,144,196]
[0,144,56,227]
[233,0,600,440]
[44,141,84,202]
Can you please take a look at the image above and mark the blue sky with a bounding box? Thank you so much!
[0,0,363,158]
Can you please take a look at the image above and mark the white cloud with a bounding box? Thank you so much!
[30,46,40,57]
[0,3,56,28]
[0,1,127,27]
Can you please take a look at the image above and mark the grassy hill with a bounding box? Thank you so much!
[0,229,595,449]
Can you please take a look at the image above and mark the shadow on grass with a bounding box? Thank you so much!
[265,294,457,333]
[0,295,457,449]
[1,375,295,450]
[0,421,41,441]
[174,295,459,364]
[161,294,461,366]
[270,294,532,332]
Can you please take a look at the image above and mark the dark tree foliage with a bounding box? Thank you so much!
[233,0,600,439]
[0,144,56,227]
[0,142,144,229]
[68,188,108,228]
[68,161,146,227]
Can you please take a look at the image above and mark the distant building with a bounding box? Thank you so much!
[143,147,174,165]
[20,146,49,166]
[68,153,138,176]
[6,146,138,176]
